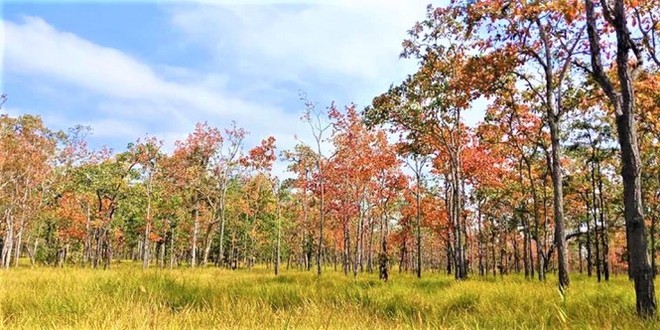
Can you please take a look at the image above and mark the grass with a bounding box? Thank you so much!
[0,262,658,329]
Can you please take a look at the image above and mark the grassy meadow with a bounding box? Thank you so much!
[0,262,658,329]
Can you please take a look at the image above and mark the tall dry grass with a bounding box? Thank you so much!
[0,262,657,329]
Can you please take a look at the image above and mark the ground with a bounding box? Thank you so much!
[0,262,657,329]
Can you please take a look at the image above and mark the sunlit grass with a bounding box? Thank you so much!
[0,262,657,329]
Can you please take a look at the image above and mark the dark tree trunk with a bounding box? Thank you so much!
[579,241,584,274]
[416,172,422,278]
[524,158,545,281]
[446,240,452,275]
[477,201,485,276]
[343,221,350,276]
[585,198,593,277]
[585,0,656,316]
[317,169,326,276]
[591,159,602,282]
[379,213,390,281]
[549,119,570,290]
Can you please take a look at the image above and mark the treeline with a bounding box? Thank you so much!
[1,0,659,317]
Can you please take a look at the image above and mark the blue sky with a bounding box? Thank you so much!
[2,0,483,175]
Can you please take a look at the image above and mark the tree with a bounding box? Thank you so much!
[171,122,222,268]
[212,122,246,267]
[584,0,658,316]
[242,136,277,273]
[366,47,475,280]
[301,96,334,276]
[0,114,58,268]
[126,136,163,269]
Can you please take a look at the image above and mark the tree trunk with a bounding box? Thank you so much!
[477,201,484,276]
[343,221,350,276]
[525,158,545,281]
[549,118,570,290]
[314,154,327,276]
[379,212,389,281]
[13,222,23,268]
[2,219,13,269]
[585,0,656,316]
[513,234,520,274]
[169,229,175,269]
[617,108,656,316]
[585,198,593,277]
[275,199,281,276]
[579,241,584,273]
[191,207,199,268]
[585,0,656,317]
[416,172,422,278]
[522,215,529,278]
[354,203,364,278]
[218,183,228,267]
[591,159,602,282]
[143,222,151,269]
[367,216,375,273]
[83,204,91,267]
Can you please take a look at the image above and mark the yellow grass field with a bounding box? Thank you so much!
[0,262,658,329]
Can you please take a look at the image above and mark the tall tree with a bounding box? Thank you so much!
[584,0,658,316]
[301,96,333,276]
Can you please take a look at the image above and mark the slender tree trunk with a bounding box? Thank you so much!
[27,237,38,266]
[13,222,23,268]
[579,241,584,273]
[202,223,214,266]
[522,215,529,278]
[143,179,153,269]
[491,234,496,277]
[191,207,199,268]
[549,119,570,290]
[416,172,422,278]
[513,235,520,274]
[591,160,602,282]
[83,204,91,267]
[585,198,593,277]
[525,159,545,281]
[275,198,281,276]
[343,221,350,276]
[159,240,165,268]
[2,209,14,269]
[527,217,534,278]
[169,229,175,269]
[303,184,310,271]
[379,211,390,281]
[367,215,375,273]
[598,164,610,281]
[400,239,407,273]
[317,168,325,275]
[477,201,484,276]
[218,183,228,267]
[143,222,151,269]
[446,239,453,275]
[354,202,364,278]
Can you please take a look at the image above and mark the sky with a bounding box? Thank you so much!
[1,0,483,176]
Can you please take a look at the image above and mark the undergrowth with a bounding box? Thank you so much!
[0,263,657,329]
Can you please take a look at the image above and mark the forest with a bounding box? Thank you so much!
[1,0,660,328]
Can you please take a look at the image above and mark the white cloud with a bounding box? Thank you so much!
[2,16,283,120]
[168,0,430,104]
[1,2,483,179]
[4,17,167,100]
[1,15,317,178]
